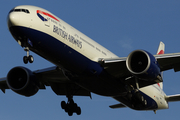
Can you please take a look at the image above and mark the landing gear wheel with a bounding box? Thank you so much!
[23,55,34,64]
[61,98,81,116]
[29,55,34,63]
[61,101,66,109]
[68,111,73,116]
[23,56,28,64]
[76,107,81,115]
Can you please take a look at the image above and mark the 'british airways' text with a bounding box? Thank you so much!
[53,25,82,49]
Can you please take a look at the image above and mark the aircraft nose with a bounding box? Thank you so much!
[7,12,19,28]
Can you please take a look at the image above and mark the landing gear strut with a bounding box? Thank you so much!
[61,96,81,116]
[23,47,34,64]
[125,84,147,108]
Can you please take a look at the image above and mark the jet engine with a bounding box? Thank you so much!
[6,66,39,97]
[126,50,161,81]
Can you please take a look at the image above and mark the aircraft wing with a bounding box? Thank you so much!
[0,66,91,97]
[99,52,180,88]
[99,52,180,76]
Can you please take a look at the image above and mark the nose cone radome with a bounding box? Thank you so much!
[7,12,19,28]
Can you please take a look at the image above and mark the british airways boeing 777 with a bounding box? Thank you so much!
[2,5,180,116]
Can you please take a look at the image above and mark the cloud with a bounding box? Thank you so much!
[118,37,133,51]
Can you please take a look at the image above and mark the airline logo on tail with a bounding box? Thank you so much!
[37,10,59,22]
[158,50,164,55]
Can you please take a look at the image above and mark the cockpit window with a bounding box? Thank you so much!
[14,9,21,12]
[22,9,26,13]
[9,9,30,14]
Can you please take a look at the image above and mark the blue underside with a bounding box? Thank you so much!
[10,26,158,110]
[140,91,158,110]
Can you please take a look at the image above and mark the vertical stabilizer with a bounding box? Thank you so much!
[156,41,165,89]
[157,41,165,55]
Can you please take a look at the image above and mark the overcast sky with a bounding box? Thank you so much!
[1,0,180,120]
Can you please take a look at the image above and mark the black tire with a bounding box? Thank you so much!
[73,103,77,108]
[23,56,28,64]
[61,101,66,109]
[76,107,81,115]
[65,106,69,113]
[68,111,73,116]
[29,55,34,63]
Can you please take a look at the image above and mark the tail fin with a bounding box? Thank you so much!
[157,41,165,55]
[156,41,165,89]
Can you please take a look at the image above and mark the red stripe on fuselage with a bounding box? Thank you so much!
[37,10,60,22]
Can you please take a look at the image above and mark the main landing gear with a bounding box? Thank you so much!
[61,96,81,116]
[23,47,34,64]
[125,83,147,109]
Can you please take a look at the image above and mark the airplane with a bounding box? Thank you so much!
[3,5,180,116]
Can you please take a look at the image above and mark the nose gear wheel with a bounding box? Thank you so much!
[23,47,34,64]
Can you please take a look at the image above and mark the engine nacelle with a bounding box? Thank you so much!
[6,66,39,97]
[126,50,161,81]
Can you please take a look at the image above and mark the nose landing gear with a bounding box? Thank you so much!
[23,47,34,64]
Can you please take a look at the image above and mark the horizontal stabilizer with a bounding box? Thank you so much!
[165,94,180,102]
[109,103,126,109]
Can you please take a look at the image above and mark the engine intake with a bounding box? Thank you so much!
[126,50,161,81]
[7,66,39,97]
